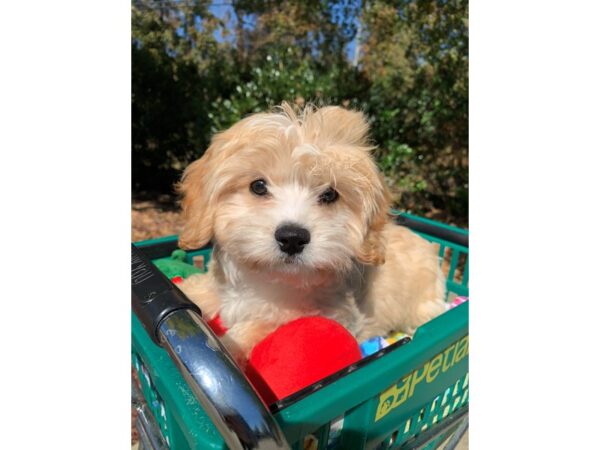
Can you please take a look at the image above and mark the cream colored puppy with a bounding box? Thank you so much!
[177,104,446,361]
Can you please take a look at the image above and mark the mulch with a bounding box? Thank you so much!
[132,195,184,242]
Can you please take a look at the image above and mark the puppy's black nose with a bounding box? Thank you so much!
[275,224,310,255]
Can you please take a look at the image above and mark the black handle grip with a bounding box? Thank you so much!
[395,215,469,248]
[131,244,201,345]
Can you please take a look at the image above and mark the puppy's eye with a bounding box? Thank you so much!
[318,187,339,204]
[250,179,268,196]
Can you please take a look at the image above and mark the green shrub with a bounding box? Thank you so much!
[132,0,468,225]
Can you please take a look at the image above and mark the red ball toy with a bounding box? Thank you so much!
[244,316,362,404]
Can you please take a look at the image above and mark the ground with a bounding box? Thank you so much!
[132,194,183,242]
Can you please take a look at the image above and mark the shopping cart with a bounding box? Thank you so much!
[132,213,469,450]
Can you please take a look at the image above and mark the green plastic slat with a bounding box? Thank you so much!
[438,244,446,259]
[134,234,179,247]
[446,282,468,298]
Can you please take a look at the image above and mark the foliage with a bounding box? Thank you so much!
[132,0,468,225]
[132,0,237,190]
[363,0,468,221]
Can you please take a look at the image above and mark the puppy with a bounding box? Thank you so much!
[177,103,447,361]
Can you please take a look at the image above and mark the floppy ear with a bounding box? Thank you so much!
[177,150,216,250]
[356,173,392,266]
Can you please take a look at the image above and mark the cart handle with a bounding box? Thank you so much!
[395,213,468,248]
[131,244,290,450]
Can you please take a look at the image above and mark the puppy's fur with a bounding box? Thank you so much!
[177,104,446,361]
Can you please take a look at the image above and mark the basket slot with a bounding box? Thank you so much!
[290,415,339,449]
[316,423,331,450]
[410,406,428,436]
[448,250,461,284]
[462,254,469,286]
[455,252,468,285]
[435,242,469,301]
[338,401,373,450]
[295,419,338,450]
[403,432,448,450]
[132,352,176,447]
[434,374,469,424]
[375,429,399,449]
[418,397,438,431]
[390,417,412,447]
[397,405,469,450]
[390,372,469,449]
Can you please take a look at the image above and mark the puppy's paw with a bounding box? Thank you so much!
[218,333,250,369]
[178,274,222,319]
[355,317,389,343]
[405,299,448,335]
[220,321,279,368]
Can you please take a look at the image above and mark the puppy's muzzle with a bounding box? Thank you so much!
[275,223,310,255]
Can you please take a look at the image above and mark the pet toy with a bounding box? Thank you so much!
[245,316,362,404]
[359,330,411,357]
[447,296,468,309]
[153,249,202,279]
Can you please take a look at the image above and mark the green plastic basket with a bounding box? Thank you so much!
[132,213,469,449]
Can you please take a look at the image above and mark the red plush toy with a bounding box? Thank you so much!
[245,317,362,404]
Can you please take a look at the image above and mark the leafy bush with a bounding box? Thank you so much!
[132,0,468,225]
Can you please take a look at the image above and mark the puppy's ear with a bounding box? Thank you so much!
[177,150,216,249]
[357,173,391,266]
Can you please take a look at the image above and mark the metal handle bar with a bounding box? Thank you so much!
[131,244,289,450]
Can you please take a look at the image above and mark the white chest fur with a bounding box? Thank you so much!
[214,247,367,336]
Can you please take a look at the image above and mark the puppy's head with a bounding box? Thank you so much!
[178,104,390,281]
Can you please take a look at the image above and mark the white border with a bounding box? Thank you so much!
[0,1,131,448]
[471,0,600,448]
